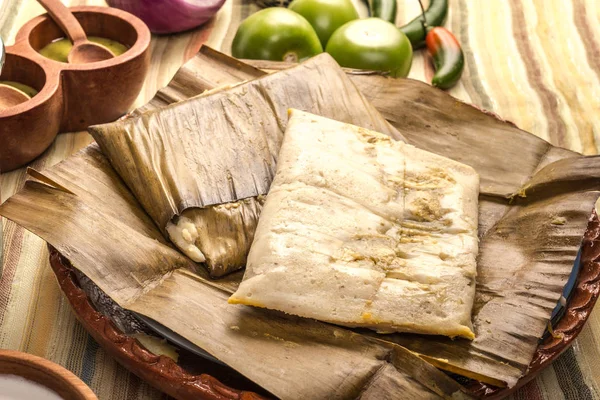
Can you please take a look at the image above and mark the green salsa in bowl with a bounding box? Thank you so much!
[0,81,38,98]
[39,36,128,63]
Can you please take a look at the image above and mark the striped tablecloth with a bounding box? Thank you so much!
[1,1,599,399]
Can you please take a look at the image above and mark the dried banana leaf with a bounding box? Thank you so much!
[137,48,600,387]
[0,147,469,400]
[137,47,266,114]
[89,53,401,277]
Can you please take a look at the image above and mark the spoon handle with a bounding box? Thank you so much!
[36,0,87,44]
[0,36,5,75]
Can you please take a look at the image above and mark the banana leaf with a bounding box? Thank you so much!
[137,47,266,114]
[130,48,600,387]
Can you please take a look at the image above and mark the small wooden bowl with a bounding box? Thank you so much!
[0,349,97,400]
[0,6,151,172]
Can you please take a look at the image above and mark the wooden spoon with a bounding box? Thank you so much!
[0,84,30,110]
[37,0,115,64]
[0,35,5,74]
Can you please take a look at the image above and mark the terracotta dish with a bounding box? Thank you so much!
[0,6,151,172]
[49,247,266,400]
[47,209,600,399]
[0,349,98,400]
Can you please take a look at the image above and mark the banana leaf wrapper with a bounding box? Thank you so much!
[131,48,600,387]
[88,53,401,277]
[0,149,468,400]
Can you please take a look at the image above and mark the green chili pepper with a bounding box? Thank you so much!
[367,0,397,24]
[399,0,448,49]
[426,26,464,90]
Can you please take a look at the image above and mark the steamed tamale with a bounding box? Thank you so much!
[135,48,600,387]
[167,197,265,276]
[89,53,401,277]
[0,147,470,400]
[230,110,479,339]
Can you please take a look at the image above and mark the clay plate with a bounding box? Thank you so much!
[47,210,600,399]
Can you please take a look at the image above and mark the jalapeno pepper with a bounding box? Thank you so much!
[399,0,448,49]
[367,0,397,24]
[426,26,464,89]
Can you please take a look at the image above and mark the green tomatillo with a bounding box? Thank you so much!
[288,0,359,48]
[326,18,413,78]
[231,8,323,62]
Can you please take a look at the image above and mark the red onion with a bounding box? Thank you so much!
[106,0,226,34]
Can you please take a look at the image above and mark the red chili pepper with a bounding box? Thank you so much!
[426,27,464,90]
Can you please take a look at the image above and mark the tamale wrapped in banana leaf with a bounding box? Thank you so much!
[130,48,600,388]
[230,109,480,339]
[0,148,469,400]
[89,53,401,277]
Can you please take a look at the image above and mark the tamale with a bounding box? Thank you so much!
[26,145,245,293]
[167,198,265,276]
[134,48,600,387]
[230,110,479,339]
[0,149,470,400]
[89,53,402,277]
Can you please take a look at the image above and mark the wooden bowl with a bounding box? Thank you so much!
[0,6,151,172]
[0,349,97,400]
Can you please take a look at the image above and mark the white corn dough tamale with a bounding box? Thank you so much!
[166,197,265,276]
[229,109,480,339]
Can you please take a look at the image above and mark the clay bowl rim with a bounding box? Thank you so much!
[0,6,151,118]
[0,349,98,400]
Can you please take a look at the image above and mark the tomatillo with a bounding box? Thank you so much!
[326,18,413,78]
[289,0,359,48]
[231,8,323,62]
